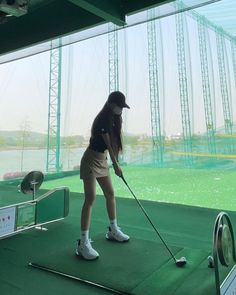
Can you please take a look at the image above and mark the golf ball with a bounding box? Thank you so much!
[207,256,214,268]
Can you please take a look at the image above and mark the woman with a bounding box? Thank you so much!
[76,91,130,260]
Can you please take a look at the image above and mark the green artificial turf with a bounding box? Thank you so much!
[0,185,32,206]
[1,191,236,295]
[31,235,182,293]
[41,166,236,211]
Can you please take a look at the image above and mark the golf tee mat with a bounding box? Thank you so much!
[28,234,217,295]
[29,262,130,295]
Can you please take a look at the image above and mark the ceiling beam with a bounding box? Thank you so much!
[67,0,126,26]
[0,1,105,56]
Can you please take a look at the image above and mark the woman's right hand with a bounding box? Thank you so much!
[113,163,123,177]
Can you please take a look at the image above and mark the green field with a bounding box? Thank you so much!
[41,165,236,211]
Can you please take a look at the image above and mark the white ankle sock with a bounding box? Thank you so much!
[81,230,89,243]
[110,219,118,231]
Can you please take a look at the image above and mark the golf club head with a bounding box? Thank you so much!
[176,257,187,267]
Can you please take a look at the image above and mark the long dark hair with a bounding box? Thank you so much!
[91,102,123,156]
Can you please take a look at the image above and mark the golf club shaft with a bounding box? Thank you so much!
[29,262,131,295]
[121,175,177,262]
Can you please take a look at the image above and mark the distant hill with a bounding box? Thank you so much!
[0,130,84,149]
[0,130,45,138]
[0,130,153,150]
[0,130,47,148]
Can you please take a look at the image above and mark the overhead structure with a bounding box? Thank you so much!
[108,23,119,93]
[216,32,234,152]
[108,22,125,163]
[195,0,236,38]
[0,0,222,64]
[147,8,164,167]
[197,17,216,155]
[0,0,29,17]
[175,1,193,166]
[46,40,62,173]
[179,0,236,158]
[0,0,172,58]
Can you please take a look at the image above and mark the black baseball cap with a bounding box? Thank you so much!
[107,91,130,109]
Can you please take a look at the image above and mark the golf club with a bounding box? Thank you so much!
[29,262,132,295]
[120,175,187,267]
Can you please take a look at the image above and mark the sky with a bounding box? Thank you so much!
[0,4,235,138]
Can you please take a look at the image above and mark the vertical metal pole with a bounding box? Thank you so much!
[175,3,193,166]
[147,8,164,167]
[197,17,216,155]
[216,32,234,152]
[46,39,62,172]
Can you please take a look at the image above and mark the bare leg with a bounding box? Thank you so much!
[97,175,130,242]
[77,177,99,260]
[81,177,96,231]
[97,176,116,220]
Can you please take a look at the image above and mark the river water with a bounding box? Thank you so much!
[0,147,84,179]
[0,146,153,180]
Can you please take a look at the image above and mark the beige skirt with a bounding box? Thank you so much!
[80,148,110,179]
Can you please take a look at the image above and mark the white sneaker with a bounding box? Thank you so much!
[106,227,130,242]
[75,239,99,260]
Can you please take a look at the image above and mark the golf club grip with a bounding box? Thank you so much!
[29,262,132,295]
